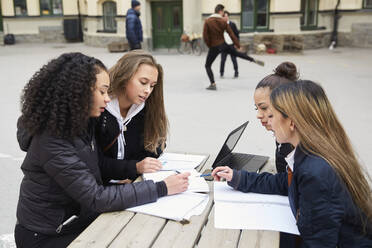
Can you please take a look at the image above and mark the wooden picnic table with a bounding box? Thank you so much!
[68,154,279,248]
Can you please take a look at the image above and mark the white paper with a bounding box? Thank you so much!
[214,182,300,235]
[127,192,209,221]
[158,152,207,170]
[143,169,209,193]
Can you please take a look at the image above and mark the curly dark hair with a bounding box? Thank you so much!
[20,52,107,138]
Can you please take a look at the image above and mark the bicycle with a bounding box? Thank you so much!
[177,34,203,56]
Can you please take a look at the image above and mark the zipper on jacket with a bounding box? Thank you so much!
[56,215,79,233]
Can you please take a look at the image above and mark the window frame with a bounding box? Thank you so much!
[14,0,28,16]
[102,1,117,33]
[300,0,319,30]
[364,0,372,8]
[40,0,63,16]
[241,0,270,33]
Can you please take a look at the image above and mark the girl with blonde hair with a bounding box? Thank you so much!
[213,80,372,246]
[96,50,168,181]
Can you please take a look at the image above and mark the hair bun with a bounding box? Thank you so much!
[274,62,299,81]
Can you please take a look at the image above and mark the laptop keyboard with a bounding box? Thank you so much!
[216,153,254,169]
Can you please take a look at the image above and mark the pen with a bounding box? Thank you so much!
[160,169,181,174]
[199,173,211,177]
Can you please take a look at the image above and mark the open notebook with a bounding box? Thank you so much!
[214,182,300,235]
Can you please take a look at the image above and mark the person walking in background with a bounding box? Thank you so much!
[126,1,143,50]
[220,11,239,78]
[203,4,264,91]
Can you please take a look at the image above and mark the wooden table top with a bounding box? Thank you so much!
[68,154,279,248]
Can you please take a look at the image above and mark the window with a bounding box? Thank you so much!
[364,0,372,8]
[14,0,27,16]
[241,0,269,32]
[103,1,117,32]
[40,0,63,16]
[301,0,318,29]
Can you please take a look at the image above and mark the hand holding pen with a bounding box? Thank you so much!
[212,166,233,182]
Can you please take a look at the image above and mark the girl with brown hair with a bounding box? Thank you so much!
[96,50,168,181]
[15,52,189,247]
[213,80,372,246]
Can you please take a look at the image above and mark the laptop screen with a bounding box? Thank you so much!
[212,121,249,167]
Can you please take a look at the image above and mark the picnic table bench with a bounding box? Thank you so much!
[68,154,279,248]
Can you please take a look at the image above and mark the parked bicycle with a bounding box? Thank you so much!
[178,33,203,56]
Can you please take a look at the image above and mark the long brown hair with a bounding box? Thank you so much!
[109,50,168,153]
[271,80,372,227]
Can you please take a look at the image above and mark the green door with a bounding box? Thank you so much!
[151,1,182,49]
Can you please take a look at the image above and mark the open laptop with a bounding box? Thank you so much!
[211,121,269,173]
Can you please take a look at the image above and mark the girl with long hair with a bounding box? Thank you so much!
[15,52,189,247]
[254,62,299,247]
[213,80,372,246]
[96,50,168,182]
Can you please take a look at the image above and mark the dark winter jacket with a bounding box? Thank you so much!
[228,146,372,247]
[16,119,166,235]
[203,14,239,48]
[125,8,143,45]
[275,142,293,173]
[95,108,163,180]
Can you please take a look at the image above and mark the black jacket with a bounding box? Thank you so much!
[96,108,163,180]
[229,21,239,40]
[16,119,166,235]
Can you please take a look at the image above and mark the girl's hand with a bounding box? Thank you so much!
[212,166,233,182]
[136,157,162,174]
[163,172,190,195]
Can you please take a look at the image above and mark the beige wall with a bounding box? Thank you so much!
[320,0,363,10]
[3,17,62,34]
[202,0,217,14]
[271,0,300,12]
[63,0,78,15]
[183,0,202,35]
[25,0,39,16]
[271,14,301,33]
[338,12,372,32]
[1,0,14,16]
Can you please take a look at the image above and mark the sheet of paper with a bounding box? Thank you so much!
[214,181,288,205]
[214,182,300,235]
[143,169,209,193]
[127,192,209,221]
[158,152,207,170]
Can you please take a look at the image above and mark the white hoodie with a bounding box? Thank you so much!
[105,98,145,159]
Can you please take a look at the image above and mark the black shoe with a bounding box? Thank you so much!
[220,73,224,78]
[253,59,265,66]
[234,72,239,78]
[206,84,217,90]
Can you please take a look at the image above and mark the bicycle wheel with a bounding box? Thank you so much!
[178,41,191,54]
[193,40,202,56]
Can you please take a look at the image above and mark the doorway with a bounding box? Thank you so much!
[151,1,182,49]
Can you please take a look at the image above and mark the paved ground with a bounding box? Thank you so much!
[1,43,372,241]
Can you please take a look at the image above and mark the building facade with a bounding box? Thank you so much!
[0,0,371,50]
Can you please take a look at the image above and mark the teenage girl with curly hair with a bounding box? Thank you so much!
[15,52,189,248]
